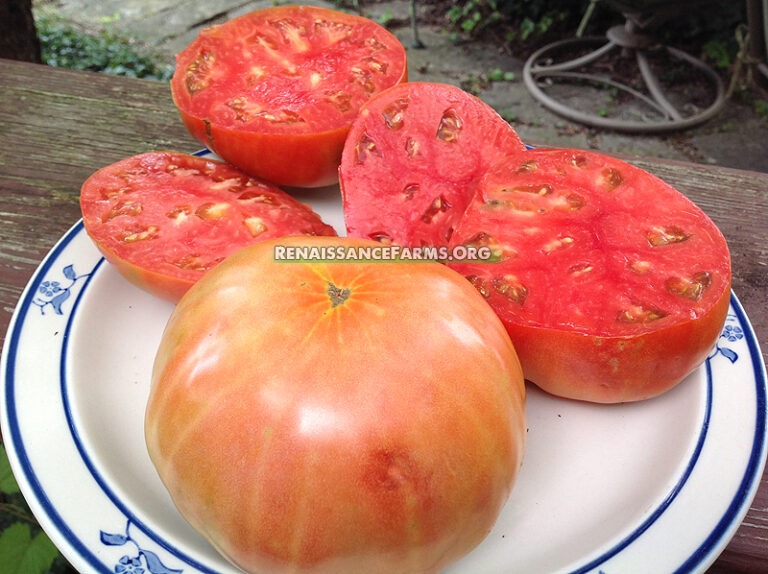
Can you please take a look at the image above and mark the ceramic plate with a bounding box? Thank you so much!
[1,166,766,574]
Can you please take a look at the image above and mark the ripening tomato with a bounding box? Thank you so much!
[145,236,526,574]
[449,149,732,403]
[171,5,408,188]
[80,151,336,302]
[340,81,526,245]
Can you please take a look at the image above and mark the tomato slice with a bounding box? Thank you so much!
[449,149,731,403]
[340,82,526,246]
[171,5,408,188]
[80,151,337,302]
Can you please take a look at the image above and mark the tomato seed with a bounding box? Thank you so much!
[244,217,268,237]
[166,205,192,225]
[568,262,593,276]
[516,160,538,173]
[355,133,379,163]
[238,191,278,204]
[541,236,575,254]
[646,225,690,246]
[466,275,491,298]
[325,90,352,113]
[569,154,589,168]
[174,254,210,272]
[185,51,215,95]
[665,271,712,301]
[382,98,409,131]
[599,167,624,190]
[195,202,230,220]
[617,304,667,323]
[103,201,142,222]
[405,137,420,158]
[366,57,389,75]
[402,183,419,200]
[120,225,159,243]
[493,275,528,305]
[437,109,462,142]
[628,260,652,274]
[421,195,451,223]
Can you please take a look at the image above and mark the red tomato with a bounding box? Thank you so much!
[145,236,526,574]
[80,151,336,302]
[171,5,408,188]
[340,81,526,245]
[449,149,732,403]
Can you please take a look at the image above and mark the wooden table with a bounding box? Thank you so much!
[1,58,766,573]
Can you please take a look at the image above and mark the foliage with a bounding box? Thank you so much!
[36,14,173,81]
[0,445,75,574]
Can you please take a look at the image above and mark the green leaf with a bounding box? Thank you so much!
[0,523,60,574]
[0,445,20,494]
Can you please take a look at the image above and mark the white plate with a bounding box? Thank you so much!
[1,164,767,574]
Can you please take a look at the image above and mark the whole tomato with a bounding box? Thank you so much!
[145,236,526,574]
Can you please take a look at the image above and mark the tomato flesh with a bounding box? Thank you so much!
[449,149,731,402]
[171,6,408,187]
[340,82,526,246]
[80,151,336,302]
[146,236,526,574]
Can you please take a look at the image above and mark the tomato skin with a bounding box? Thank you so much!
[171,5,408,188]
[145,236,526,574]
[80,151,336,302]
[449,149,732,403]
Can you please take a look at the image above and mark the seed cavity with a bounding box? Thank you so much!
[647,225,690,246]
[405,137,419,158]
[244,217,267,237]
[600,167,624,190]
[617,304,667,324]
[103,201,142,222]
[466,275,491,298]
[569,154,588,168]
[502,183,553,196]
[120,225,159,243]
[238,190,277,204]
[541,236,574,254]
[196,202,230,220]
[325,90,352,113]
[166,205,192,225]
[355,132,379,164]
[173,254,210,272]
[629,260,652,274]
[421,195,451,223]
[666,271,712,301]
[437,109,462,142]
[185,50,215,94]
[382,98,409,131]
[493,275,528,305]
[402,183,419,200]
[516,160,538,173]
[464,231,514,262]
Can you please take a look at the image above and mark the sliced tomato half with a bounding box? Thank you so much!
[80,151,337,302]
[449,149,731,403]
[171,5,408,188]
[339,81,527,246]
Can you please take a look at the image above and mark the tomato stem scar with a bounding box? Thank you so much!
[327,281,351,307]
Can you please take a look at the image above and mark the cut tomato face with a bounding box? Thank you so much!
[449,149,731,403]
[339,81,527,246]
[80,151,336,302]
[171,5,408,188]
